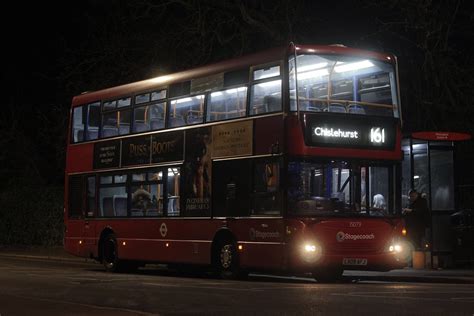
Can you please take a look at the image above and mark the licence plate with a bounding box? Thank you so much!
[342,258,368,266]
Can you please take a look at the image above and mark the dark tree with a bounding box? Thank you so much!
[2,0,473,245]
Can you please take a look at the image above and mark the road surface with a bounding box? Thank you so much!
[0,256,473,315]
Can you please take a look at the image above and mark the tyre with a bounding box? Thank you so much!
[101,233,131,273]
[215,240,246,279]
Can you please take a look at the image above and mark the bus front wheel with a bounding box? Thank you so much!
[215,240,246,279]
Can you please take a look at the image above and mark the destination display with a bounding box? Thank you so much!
[304,114,397,149]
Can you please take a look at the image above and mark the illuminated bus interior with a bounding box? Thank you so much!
[288,160,399,217]
[70,63,283,144]
[289,54,399,117]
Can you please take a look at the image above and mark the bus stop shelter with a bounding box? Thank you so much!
[402,131,472,268]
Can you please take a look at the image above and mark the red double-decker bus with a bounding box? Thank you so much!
[65,43,408,280]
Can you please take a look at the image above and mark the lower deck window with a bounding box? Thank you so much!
[92,167,180,218]
[212,157,282,217]
[99,186,127,217]
[287,160,398,217]
[68,176,84,218]
[130,170,164,217]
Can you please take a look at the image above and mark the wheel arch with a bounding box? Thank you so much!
[211,228,236,265]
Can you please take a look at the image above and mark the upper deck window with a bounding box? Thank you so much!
[135,93,151,105]
[207,87,247,122]
[249,80,282,115]
[169,95,205,128]
[118,97,131,108]
[87,102,101,140]
[136,89,166,105]
[253,65,280,80]
[151,89,167,101]
[103,100,117,111]
[72,107,85,143]
[101,97,132,138]
[133,89,167,133]
[289,54,399,117]
[71,101,100,143]
[133,102,166,133]
[249,63,282,116]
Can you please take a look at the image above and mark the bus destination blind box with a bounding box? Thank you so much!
[305,113,396,149]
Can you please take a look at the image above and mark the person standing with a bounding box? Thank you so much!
[403,189,431,250]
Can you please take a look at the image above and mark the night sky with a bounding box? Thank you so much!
[2,0,473,187]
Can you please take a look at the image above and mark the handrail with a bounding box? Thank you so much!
[294,97,395,110]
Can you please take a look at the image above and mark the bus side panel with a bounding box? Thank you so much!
[92,219,222,265]
[254,115,285,155]
[228,218,286,270]
[64,219,88,257]
[64,173,92,258]
[66,144,94,173]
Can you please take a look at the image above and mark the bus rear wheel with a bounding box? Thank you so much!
[101,233,136,273]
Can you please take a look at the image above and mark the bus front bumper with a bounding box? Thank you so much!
[291,251,408,272]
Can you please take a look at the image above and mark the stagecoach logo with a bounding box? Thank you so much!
[336,231,375,242]
[336,231,345,242]
[249,228,280,241]
[160,223,168,237]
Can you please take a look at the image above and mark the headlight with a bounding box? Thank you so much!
[304,244,317,252]
[388,244,403,253]
[301,242,322,263]
[386,240,412,257]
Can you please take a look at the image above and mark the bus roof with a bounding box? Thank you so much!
[71,44,394,107]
